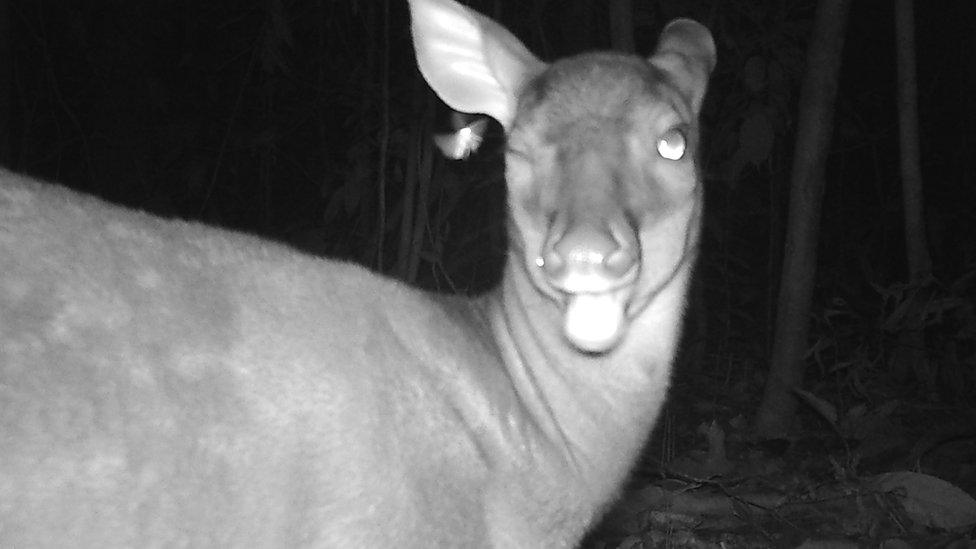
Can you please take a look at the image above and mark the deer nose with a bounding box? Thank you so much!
[540,215,638,293]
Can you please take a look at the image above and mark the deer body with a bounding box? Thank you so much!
[0,0,714,546]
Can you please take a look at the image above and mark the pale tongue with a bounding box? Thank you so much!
[563,293,626,353]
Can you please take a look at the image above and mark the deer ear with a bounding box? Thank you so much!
[649,19,716,114]
[409,0,546,130]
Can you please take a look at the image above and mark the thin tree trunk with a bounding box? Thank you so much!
[396,114,421,282]
[0,0,10,164]
[895,0,930,282]
[754,0,851,439]
[375,0,391,270]
[890,0,933,386]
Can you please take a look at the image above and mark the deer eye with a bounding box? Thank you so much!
[656,128,686,161]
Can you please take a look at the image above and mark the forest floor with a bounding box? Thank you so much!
[583,369,976,549]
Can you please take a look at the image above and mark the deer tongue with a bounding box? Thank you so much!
[563,292,627,353]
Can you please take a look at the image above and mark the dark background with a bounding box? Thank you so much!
[3,0,975,539]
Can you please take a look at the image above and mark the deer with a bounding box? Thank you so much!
[0,0,715,546]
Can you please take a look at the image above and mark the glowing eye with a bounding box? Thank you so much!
[656,128,686,160]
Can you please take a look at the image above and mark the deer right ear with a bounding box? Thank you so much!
[408,0,546,131]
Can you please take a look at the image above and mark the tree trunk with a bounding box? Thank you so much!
[375,0,391,270]
[0,0,10,164]
[890,0,934,387]
[754,0,851,439]
[895,0,930,282]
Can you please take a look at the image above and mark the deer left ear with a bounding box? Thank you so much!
[649,19,716,114]
[408,0,546,130]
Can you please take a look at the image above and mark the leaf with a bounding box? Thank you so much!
[732,110,775,174]
[872,471,976,530]
[793,387,838,425]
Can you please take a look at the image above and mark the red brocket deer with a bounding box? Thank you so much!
[0,0,714,546]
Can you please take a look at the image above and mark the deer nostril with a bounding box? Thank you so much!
[604,247,637,278]
[540,248,565,278]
